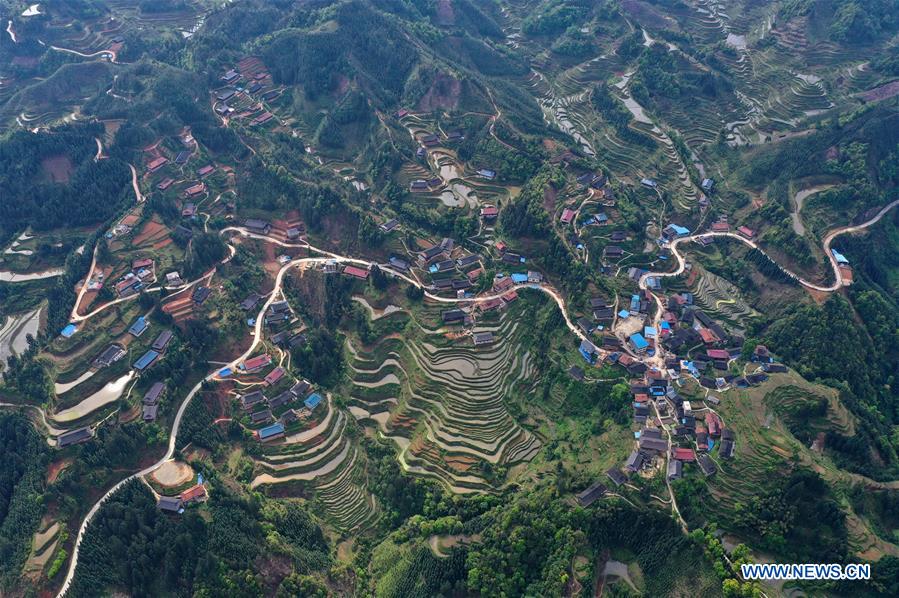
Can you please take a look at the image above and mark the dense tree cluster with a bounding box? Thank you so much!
[0,125,131,237]
[0,415,47,586]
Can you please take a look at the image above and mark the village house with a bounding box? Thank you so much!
[94,343,126,368]
[575,482,607,507]
[157,496,182,512]
[147,156,168,173]
[343,265,370,279]
[181,484,208,505]
[480,205,499,220]
[698,454,717,476]
[737,225,756,240]
[473,332,494,346]
[606,468,627,486]
[257,422,285,442]
[128,316,149,337]
[264,367,286,386]
[244,219,272,235]
[251,409,273,425]
[184,182,206,198]
[242,354,272,374]
[151,330,174,352]
[142,403,159,422]
[57,427,93,448]
[380,218,400,232]
[603,245,624,259]
[240,390,266,410]
[134,350,160,372]
[667,459,682,481]
[291,379,312,398]
[625,451,645,472]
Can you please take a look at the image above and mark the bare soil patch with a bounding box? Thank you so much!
[41,155,74,183]
[150,460,195,487]
[132,219,167,246]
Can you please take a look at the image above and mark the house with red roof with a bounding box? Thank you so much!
[147,156,169,173]
[264,366,286,386]
[737,225,756,240]
[560,208,575,225]
[343,265,369,279]
[180,484,207,504]
[672,447,696,462]
[242,353,272,373]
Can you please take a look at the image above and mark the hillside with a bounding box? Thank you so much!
[0,1,898,596]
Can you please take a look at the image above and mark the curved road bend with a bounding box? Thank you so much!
[639,198,899,294]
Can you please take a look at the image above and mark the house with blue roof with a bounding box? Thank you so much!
[60,324,78,338]
[257,422,285,442]
[644,326,657,338]
[629,333,649,354]
[134,350,160,371]
[511,273,528,284]
[304,393,323,411]
[630,294,641,312]
[831,248,849,264]
[579,339,598,364]
[129,316,148,337]
[618,309,630,319]
[662,224,690,241]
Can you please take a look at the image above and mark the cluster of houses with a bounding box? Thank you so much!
[114,258,156,298]
[214,59,277,121]
[157,481,208,513]
[237,376,324,443]
[133,328,175,376]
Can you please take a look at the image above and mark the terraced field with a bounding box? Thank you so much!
[345,307,541,493]
[689,268,759,330]
[249,395,380,533]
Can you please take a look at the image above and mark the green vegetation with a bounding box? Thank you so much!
[0,414,47,586]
